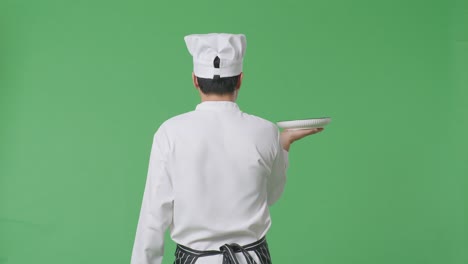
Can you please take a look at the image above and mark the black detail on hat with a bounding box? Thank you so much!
[213,56,220,68]
[213,56,220,79]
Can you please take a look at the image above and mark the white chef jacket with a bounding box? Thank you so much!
[130,101,289,264]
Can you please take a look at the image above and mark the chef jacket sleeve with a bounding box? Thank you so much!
[131,125,173,264]
[267,131,289,207]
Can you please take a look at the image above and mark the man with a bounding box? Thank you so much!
[130,33,324,264]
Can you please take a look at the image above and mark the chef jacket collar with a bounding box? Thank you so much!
[195,101,240,112]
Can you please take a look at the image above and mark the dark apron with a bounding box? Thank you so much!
[174,236,272,264]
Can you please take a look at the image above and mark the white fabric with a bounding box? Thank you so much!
[184,33,247,78]
[130,101,289,264]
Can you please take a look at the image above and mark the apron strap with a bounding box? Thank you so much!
[175,236,269,264]
[219,243,257,264]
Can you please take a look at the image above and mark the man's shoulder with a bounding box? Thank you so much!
[159,110,198,128]
[241,112,278,131]
[157,109,278,135]
[162,109,275,126]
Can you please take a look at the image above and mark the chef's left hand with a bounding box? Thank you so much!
[280,128,324,151]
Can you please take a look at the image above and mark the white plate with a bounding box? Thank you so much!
[276,117,331,130]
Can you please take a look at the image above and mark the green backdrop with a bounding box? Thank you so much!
[1,0,467,263]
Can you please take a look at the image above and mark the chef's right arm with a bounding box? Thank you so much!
[131,125,173,264]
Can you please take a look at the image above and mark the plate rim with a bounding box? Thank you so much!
[276,117,331,123]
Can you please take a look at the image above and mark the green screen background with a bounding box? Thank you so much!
[1,0,467,263]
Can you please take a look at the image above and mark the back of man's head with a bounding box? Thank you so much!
[196,56,241,95]
[185,33,246,95]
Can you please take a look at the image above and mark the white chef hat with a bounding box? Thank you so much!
[184,33,246,79]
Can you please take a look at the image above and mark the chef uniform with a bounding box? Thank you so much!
[130,33,289,264]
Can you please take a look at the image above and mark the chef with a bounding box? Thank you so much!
[130,33,323,264]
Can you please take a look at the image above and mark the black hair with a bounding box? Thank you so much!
[196,56,241,95]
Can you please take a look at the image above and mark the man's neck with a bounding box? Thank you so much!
[200,93,236,102]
